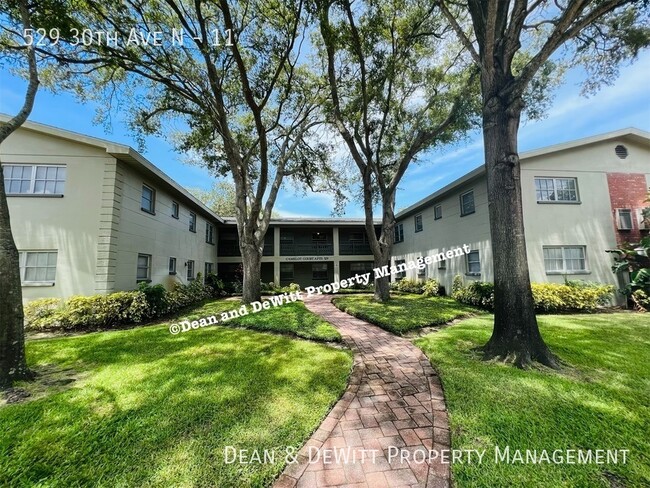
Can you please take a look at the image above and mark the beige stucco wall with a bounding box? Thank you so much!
[111,161,219,291]
[2,127,110,301]
[392,136,650,301]
[393,176,492,293]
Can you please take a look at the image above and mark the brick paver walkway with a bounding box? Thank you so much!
[274,295,451,488]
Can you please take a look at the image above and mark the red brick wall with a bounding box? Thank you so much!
[606,173,649,245]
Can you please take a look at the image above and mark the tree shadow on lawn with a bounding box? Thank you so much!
[1,325,352,487]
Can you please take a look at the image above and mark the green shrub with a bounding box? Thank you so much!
[390,278,424,294]
[422,279,440,297]
[24,278,213,332]
[24,298,63,330]
[451,278,614,313]
[631,289,650,311]
[452,275,465,296]
[205,273,226,296]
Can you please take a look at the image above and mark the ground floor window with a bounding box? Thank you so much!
[312,263,328,280]
[137,253,152,282]
[280,263,294,281]
[187,260,195,281]
[350,262,373,273]
[394,259,406,280]
[19,250,57,284]
[169,257,177,275]
[543,246,587,273]
[205,262,214,277]
[466,250,480,276]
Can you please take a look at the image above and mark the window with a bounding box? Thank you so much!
[434,204,442,220]
[534,177,579,203]
[617,209,633,230]
[312,263,328,280]
[189,212,197,232]
[414,214,423,233]
[280,263,294,281]
[141,184,155,214]
[350,262,373,273]
[187,260,195,281]
[394,223,404,243]
[438,259,446,270]
[169,257,177,275]
[137,253,152,282]
[19,251,57,283]
[395,259,406,280]
[418,260,426,278]
[205,262,214,277]
[543,246,587,274]
[4,164,66,195]
[466,250,480,275]
[460,190,475,216]
[171,201,179,219]
[206,222,215,244]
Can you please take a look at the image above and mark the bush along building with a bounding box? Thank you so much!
[2,116,648,305]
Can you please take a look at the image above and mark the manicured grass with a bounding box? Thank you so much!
[172,298,342,342]
[415,313,650,487]
[332,293,479,334]
[1,308,352,487]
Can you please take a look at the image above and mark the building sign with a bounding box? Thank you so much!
[283,256,331,262]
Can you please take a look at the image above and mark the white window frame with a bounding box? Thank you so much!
[534,177,580,203]
[394,223,404,243]
[616,209,633,230]
[137,253,152,282]
[189,212,197,233]
[4,164,66,196]
[543,246,588,274]
[460,190,475,216]
[466,250,481,276]
[187,259,195,281]
[19,250,58,285]
[434,204,442,220]
[171,201,180,219]
[169,257,177,275]
[206,222,215,244]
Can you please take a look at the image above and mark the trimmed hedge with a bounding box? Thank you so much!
[25,278,214,331]
[390,278,440,296]
[451,276,615,313]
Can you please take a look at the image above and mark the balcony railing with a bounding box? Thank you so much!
[218,241,274,256]
[280,242,334,256]
[339,241,372,255]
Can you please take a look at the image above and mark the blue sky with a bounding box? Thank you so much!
[1,50,649,217]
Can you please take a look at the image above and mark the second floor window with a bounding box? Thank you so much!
[171,201,179,219]
[206,222,215,244]
[460,190,475,216]
[616,209,633,230]
[189,212,197,232]
[4,164,66,195]
[394,223,404,243]
[535,177,579,203]
[141,185,155,214]
[414,214,423,232]
[434,204,442,220]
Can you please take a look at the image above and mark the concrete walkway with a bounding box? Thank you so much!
[274,295,451,488]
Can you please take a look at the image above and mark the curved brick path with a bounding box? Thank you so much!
[274,295,451,488]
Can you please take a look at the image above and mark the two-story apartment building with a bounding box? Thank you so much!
[391,129,650,300]
[2,118,648,303]
[1,118,376,302]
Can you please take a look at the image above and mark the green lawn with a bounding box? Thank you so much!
[1,302,352,487]
[332,293,479,334]
[415,313,650,487]
[178,299,342,342]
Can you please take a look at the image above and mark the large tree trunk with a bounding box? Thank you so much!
[480,96,557,368]
[373,253,391,302]
[0,164,32,387]
[241,244,262,304]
